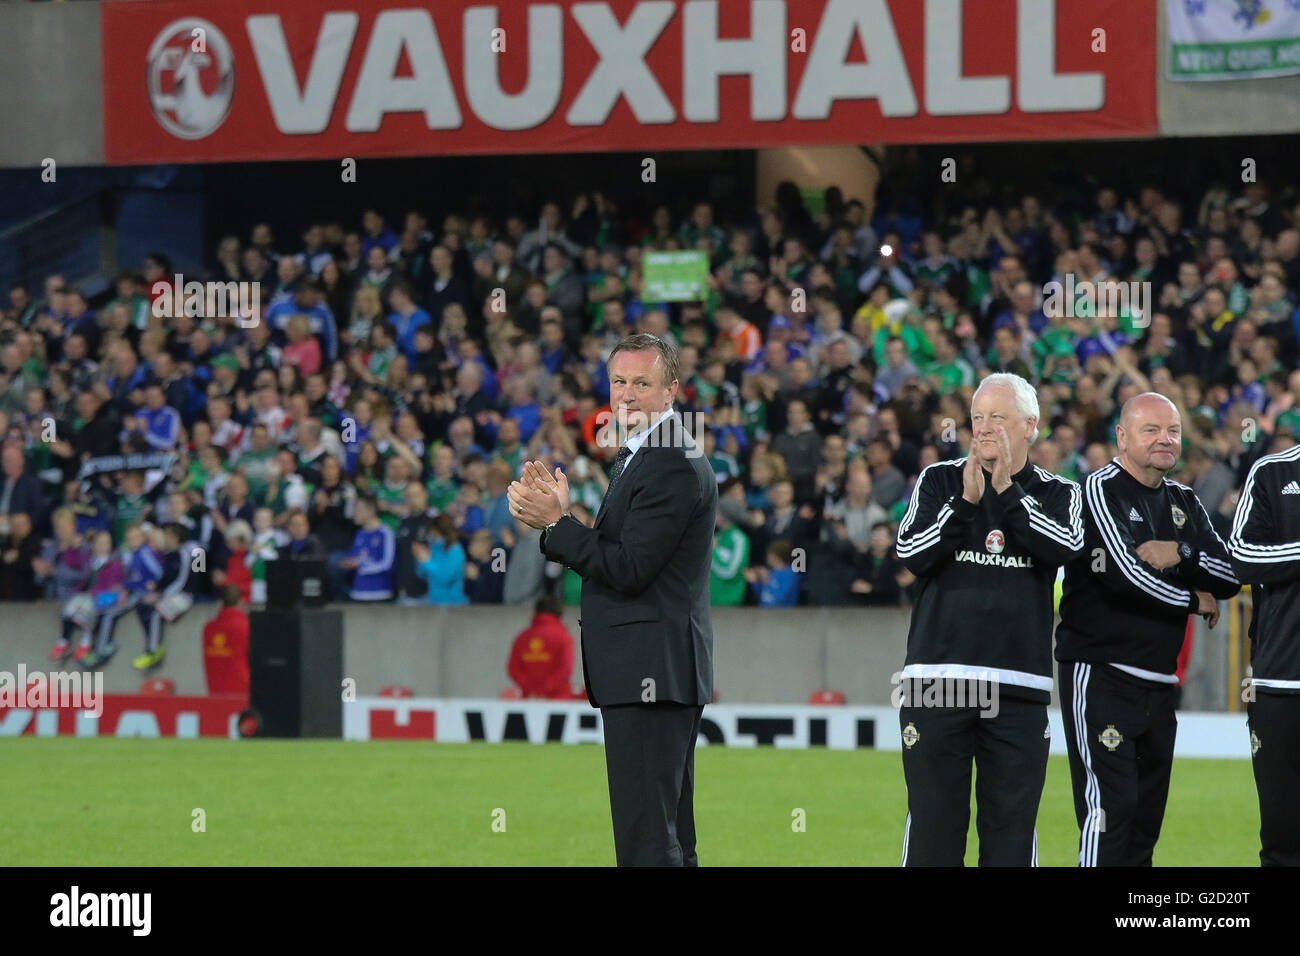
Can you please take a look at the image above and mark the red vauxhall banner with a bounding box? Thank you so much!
[101,0,1156,165]
[0,694,246,738]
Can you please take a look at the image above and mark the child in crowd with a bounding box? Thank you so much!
[79,523,161,669]
[744,539,801,608]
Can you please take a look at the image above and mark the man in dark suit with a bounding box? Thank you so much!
[508,333,716,866]
[0,444,46,533]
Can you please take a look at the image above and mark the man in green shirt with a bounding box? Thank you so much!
[112,472,152,545]
[493,418,524,476]
[237,423,278,502]
[375,456,411,531]
[710,502,750,606]
[106,272,151,331]
[921,330,975,394]
[425,444,459,511]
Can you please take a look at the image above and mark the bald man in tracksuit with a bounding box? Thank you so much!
[1058,394,1239,867]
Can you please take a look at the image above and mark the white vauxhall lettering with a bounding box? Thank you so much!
[1017,0,1103,112]
[567,2,676,125]
[346,10,462,131]
[247,12,360,134]
[683,0,786,122]
[464,6,563,130]
[925,0,1009,116]
[236,1,1109,137]
[793,0,917,119]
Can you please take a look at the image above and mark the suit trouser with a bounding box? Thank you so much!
[1059,661,1178,867]
[899,694,1049,867]
[599,702,704,867]
[1247,692,1300,867]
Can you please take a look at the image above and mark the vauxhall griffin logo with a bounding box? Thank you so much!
[147,19,235,139]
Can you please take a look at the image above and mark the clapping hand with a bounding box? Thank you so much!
[989,427,1014,494]
[962,446,985,504]
[507,460,569,529]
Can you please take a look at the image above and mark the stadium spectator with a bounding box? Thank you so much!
[502,518,548,606]
[850,522,908,606]
[2,171,1297,629]
[0,444,44,532]
[284,510,327,561]
[710,497,750,606]
[201,584,250,697]
[517,202,582,274]
[1,511,40,601]
[34,507,92,607]
[506,592,575,698]
[825,465,888,550]
[79,521,161,669]
[744,539,801,607]
[412,513,466,606]
[57,530,121,665]
[340,496,395,602]
[133,522,194,671]
[865,438,907,509]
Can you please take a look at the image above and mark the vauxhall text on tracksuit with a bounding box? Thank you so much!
[1057,460,1239,867]
[1228,444,1300,867]
[896,458,1083,866]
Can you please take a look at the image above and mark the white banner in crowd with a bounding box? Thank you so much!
[1167,0,1300,80]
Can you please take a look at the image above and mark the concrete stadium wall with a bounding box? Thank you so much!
[1,601,918,705]
[0,599,1239,708]
[1156,1,1300,137]
[0,3,104,169]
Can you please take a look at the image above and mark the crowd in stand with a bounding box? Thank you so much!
[2,174,1298,666]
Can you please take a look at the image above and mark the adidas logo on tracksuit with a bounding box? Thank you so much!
[1282,481,1300,495]
[1129,508,1143,521]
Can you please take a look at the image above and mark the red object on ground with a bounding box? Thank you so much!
[140,678,176,696]
[809,689,846,705]
[202,605,250,696]
[500,687,524,700]
[379,686,414,698]
[507,612,576,699]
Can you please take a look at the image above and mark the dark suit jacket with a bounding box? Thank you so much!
[542,412,715,707]
[1,472,45,525]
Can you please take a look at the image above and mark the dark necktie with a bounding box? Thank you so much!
[602,445,633,506]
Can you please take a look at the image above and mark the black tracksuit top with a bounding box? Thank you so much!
[1057,459,1240,680]
[1229,444,1300,695]
[897,457,1085,704]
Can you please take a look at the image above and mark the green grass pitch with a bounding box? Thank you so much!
[1,739,1261,866]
